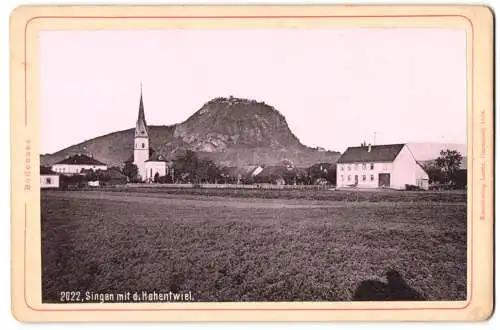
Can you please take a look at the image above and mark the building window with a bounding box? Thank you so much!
[46,178,51,184]
[62,168,65,173]
[370,163,374,170]
[370,175,374,181]
[362,163,366,170]
[142,143,145,148]
[348,175,351,182]
[340,175,344,182]
[362,175,366,181]
[347,165,351,171]
[354,164,359,170]
[340,165,344,171]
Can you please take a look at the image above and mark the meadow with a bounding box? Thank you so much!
[41,189,467,302]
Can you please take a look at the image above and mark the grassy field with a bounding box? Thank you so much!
[41,189,467,302]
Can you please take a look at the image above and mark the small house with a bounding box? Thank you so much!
[40,166,59,189]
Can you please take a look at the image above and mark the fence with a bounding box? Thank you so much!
[124,183,332,190]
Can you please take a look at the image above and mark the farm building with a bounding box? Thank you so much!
[221,165,263,184]
[51,154,107,175]
[255,165,295,185]
[336,143,429,190]
[40,166,60,189]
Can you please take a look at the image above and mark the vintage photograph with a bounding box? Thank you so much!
[39,27,467,303]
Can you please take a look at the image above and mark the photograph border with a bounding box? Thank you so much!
[10,5,494,322]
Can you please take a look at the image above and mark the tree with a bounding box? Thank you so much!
[194,159,220,183]
[422,163,445,184]
[172,150,199,183]
[122,161,138,182]
[434,149,463,184]
[86,169,98,181]
[172,150,221,184]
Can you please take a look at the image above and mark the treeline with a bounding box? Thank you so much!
[122,150,337,186]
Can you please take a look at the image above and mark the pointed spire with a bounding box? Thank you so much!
[135,84,148,138]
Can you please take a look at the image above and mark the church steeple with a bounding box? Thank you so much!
[133,83,150,181]
[135,84,149,138]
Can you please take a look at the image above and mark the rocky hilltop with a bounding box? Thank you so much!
[41,97,340,168]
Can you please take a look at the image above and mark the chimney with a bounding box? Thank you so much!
[368,144,372,152]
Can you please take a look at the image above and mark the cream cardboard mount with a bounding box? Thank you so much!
[10,5,494,322]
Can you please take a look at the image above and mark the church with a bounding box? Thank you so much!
[133,88,169,182]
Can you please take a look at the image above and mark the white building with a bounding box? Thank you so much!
[145,153,171,182]
[336,143,429,190]
[51,154,107,175]
[40,167,60,188]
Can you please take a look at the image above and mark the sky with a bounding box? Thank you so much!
[40,28,466,154]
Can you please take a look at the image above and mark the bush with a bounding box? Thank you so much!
[157,175,173,184]
[405,184,422,191]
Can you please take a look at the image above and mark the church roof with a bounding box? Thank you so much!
[54,154,106,166]
[336,144,406,164]
[135,89,149,138]
[146,152,167,162]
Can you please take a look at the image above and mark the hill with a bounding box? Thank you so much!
[407,142,467,161]
[40,97,340,168]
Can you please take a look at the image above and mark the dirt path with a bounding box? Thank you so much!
[42,190,466,209]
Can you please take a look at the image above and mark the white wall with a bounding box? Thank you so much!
[391,145,431,190]
[51,164,107,175]
[252,166,264,176]
[336,162,392,188]
[134,137,149,180]
[40,175,59,188]
[145,161,167,182]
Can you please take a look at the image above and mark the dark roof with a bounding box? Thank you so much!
[146,152,167,162]
[257,165,295,178]
[40,166,57,175]
[336,144,405,164]
[221,165,260,177]
[55,154,106,166]
[135,91,149,138]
